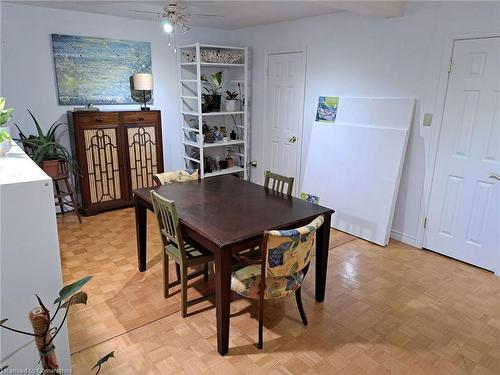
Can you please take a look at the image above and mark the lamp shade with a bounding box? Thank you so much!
[133,73,153,90]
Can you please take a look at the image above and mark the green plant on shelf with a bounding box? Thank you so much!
[0,97,14,143]
[201,72,223,112]
[224,91,238,100]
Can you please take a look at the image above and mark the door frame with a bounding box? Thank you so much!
[417,30,500,275]
[260,46,308,194]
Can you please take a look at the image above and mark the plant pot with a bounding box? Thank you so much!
[225,100,238,112]
[218,160,228,170]
[0,126,12,157]
[42,160,61,178]
[202,94,221,113]
[226,158,234,168]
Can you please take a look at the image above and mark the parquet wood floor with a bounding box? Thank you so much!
[57,208,500,374]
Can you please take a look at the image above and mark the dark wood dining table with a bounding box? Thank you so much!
[133,175,334,355]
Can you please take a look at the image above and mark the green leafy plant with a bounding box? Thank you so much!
[201,72,223,112]
[14,110,77,173]
[91,351,115,375]
[201,71,223,95]
[0,276,115,374]
[224,91,238,100]
[0,97,14,143]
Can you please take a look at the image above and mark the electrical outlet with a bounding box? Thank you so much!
[423,113,433,127]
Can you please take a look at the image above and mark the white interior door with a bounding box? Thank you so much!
[263,51,305,195]
[425,37,500,272]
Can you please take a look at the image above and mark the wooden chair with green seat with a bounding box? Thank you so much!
[151,191,214,317]
[264,170,294,195]
[153,168,204,284]
[231,215,325,349]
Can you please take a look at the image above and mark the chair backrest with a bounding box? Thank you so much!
[154,169,199,185]
[264,170,294,196]
[262,215,324,279]
[150,191,187,262]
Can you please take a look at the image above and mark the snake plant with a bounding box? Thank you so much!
[15,110,77,173]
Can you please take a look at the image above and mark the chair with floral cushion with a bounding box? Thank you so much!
[233,171,295,264]
[153,169,200,185]
[231,215,324,349]
[151,191,214,317]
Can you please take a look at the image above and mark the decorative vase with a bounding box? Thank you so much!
[226,158,234,168]
[42,160,61,178]
[0,126,12,156]
[225,100,238,112]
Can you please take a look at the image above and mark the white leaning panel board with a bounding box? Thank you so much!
[302,97,415,246]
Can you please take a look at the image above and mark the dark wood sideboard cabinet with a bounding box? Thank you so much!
[67,110,164,216]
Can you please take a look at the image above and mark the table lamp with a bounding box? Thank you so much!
[133,73,153,111]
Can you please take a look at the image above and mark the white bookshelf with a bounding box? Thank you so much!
[178,43,249,179]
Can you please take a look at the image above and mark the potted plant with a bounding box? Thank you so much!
[0,97,14,157]
[201,72,223,112]
[224,91,239,112]
[0,276,114,374]
[15,110,76,178]
[226,147,234,168]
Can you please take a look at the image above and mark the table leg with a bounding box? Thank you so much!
[135,198,147,272]
[215,248,232,355]
[315,213,331,302]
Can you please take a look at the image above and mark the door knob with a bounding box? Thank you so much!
[489,173,500,181]
[289,136,297,143]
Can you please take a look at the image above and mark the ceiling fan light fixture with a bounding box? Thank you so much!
[161,18,174,33]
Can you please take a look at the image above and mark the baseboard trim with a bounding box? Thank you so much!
[390,229,419,248]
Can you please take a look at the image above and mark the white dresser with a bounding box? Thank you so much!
[0,144,70,371]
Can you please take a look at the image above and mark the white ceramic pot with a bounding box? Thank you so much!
[225,100,238,112]
[0,126,12,157]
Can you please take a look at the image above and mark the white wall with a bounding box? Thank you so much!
[0,2,232,170]
[230,1,500,246]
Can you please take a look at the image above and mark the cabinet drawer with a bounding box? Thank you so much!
[122,112,158,123]
[75,113,120,125]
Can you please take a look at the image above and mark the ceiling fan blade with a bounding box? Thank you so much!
[188,14,224,18]
[129,9,163,15]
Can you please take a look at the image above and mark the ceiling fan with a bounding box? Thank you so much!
[130,1,222,34]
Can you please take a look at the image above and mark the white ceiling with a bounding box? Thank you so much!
[13,1,406,30]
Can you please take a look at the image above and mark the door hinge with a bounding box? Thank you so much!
[423,217,428,229]
[448,59,453,74]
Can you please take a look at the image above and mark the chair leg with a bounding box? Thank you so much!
[175,263,181,281]
[64,177,82,223]
[55,181,65,215]
[181,265,188,318]
[258,296,264,349]
[203,262,209,282]
[163,253,169,298]
[295,288,308,326]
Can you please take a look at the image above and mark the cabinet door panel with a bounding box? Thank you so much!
[82,127,124,204]
[125,124,161,191]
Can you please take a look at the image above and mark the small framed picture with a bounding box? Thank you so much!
[300,192,320,205]
[315,96,339,123]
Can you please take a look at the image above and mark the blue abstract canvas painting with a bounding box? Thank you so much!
[52,34,152,105]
